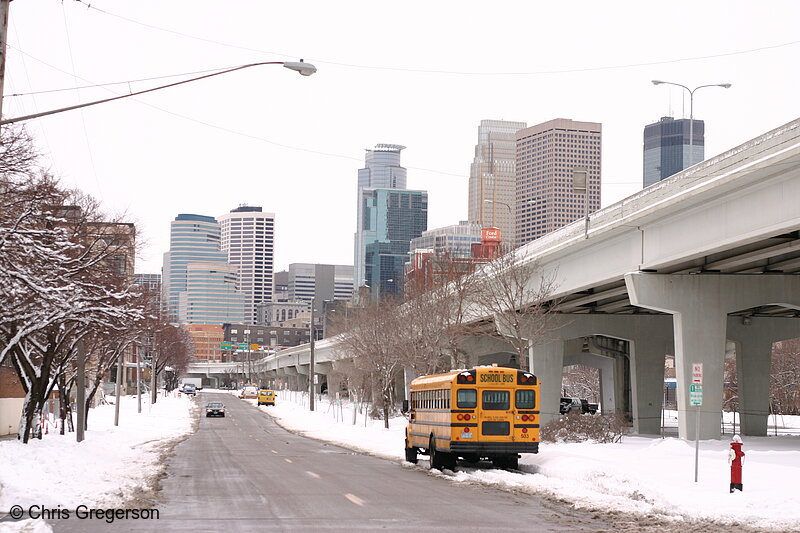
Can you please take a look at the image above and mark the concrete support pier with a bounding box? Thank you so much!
[626,273,800,440]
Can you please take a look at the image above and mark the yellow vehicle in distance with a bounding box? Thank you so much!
[257,389,276,406]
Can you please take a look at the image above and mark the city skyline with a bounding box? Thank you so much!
[5,2,799,274]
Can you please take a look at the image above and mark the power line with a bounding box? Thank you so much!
[72,0,800,76]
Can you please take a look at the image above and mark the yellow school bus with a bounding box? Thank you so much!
[402,366,539,470]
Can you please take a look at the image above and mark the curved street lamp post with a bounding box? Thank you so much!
[651,80,732,167]
[1,60,316,125]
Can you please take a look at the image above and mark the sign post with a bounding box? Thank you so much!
[691,363,703,482]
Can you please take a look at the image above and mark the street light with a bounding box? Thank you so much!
[483,199,512,224]
[572,167,589,239]
[651,80,731,167]
[0,60,317,125]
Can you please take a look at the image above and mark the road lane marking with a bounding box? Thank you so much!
[306,471,320,479]
[344,493,364,506]
[271,450,278,454]
[284,458,293,463]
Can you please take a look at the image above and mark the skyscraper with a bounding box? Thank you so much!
[643,116,705,188]
[162,214,246,324]
[361,188,428,300]
[468,119,526,245]
[218,205,275,324]
[288,263,354,309]
[515,118,602,247]
[354,144,407,289]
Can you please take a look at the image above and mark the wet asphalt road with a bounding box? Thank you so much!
[44,391,609,532]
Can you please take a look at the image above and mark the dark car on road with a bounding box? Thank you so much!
[205,402,225,417]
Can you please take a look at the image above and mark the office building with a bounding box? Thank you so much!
[360,188,428,299]
[288,263,354,310]
[162,214,246,324]
[515,119,602,247]
[643,116,705,187]
[406,227,502,291]
[256,300,308,326]
[273,270,289,301]
[218,206,275,324]
[354,144,407,290]
[468,119,526,245]
[409,221,483,259]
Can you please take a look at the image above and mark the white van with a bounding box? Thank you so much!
[239,385,258,399]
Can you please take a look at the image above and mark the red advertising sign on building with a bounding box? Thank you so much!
[481,227,502,243]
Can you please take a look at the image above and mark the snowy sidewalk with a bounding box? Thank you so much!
[259,390,800,533]
[0,394,194,532]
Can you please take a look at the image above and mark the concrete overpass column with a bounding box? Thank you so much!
[629,333,671,435]
[733,333,772,436]
[530,340,565,427]
[626,273,728,440]
[625,273,800,440]
[727,317,800,436]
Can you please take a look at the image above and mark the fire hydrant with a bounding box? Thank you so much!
[728,434,745,493]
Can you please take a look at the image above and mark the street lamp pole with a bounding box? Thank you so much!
[651,80,732,167]
[244,329,251,385]
[0,59,317,125]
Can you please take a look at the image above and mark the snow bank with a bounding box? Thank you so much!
[0,393,193,512]
[264,392,800,532]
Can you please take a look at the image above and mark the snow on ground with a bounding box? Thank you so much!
[0,392,194,532]
[257,389,800,533]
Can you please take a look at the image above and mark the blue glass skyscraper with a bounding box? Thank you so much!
[162,214,246,324]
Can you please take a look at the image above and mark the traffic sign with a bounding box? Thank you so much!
[238,343,248,350]
[690,383,703,406]
[220,342,232,350]
[250,343,259,350]
[691,363,703,384]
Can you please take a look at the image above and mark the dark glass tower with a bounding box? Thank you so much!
[643,117,705,188]
[361,188,428,300]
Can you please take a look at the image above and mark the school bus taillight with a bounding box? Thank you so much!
[518,372,537,385]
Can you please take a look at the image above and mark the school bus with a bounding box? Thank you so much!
[402,366,539,470]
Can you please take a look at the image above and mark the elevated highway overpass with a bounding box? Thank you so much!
[189,117,800,441]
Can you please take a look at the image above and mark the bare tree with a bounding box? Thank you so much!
[4,187,144,442]
[470,246,560,371]
[771,338,800,415]
[335,297,406,428]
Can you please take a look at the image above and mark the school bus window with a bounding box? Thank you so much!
[516,389,536,409]
[483,390,510,410]
[457,389,477,408]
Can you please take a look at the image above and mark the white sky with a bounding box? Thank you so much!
[5,1,800,274]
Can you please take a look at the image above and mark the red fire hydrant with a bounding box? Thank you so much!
[728,434,745,493]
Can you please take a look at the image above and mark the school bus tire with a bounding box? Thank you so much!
[429,436,455,471]
[404,437,418,464]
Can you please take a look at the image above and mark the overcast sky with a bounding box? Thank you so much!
[6,1,800,274]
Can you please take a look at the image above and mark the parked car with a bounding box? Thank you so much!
[257,389,276,406]
[182,384,197,396]
[205,402,225,417]
[560,397,598,415]
[239,385,258,399]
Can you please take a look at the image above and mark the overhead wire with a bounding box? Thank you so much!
[59,2,104,200]
[72,0,800,76]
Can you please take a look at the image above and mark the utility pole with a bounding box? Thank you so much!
[136,345,142,413]
[76,339,85,442]
[309,301,315,411]
[0,0,10,120]
[114,351,123,426]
